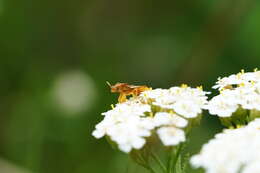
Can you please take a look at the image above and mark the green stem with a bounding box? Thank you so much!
[139,161,156,173]
[167,143,184,173]
[151,152,167,173]
[147,166,157,173]
[171,143,183,173]
[167,147,174,173]
[133,151,157,173]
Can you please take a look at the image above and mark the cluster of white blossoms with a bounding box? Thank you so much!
[207,70,260,117]
[141,85,209,118]
[92,85,209,152]
[190,118,260,173]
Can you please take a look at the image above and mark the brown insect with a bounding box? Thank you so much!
[106,82,151,103]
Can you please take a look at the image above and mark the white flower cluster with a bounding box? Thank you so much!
[207,70,260,117]
[92,86,208,152]
[141,86,209,118]
[92,100,153,153]
[190,118,260,173]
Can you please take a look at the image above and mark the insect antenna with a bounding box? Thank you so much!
[106,81,112,87]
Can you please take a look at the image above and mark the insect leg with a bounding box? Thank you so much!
[118,93,127,103]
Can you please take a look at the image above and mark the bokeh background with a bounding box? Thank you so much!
[1,0,260,172]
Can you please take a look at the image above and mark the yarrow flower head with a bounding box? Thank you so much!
[190,118,260,173]
[92,84,209,153]
[141,85,209,118]
[207,69,260,127]
[212,69,260,91]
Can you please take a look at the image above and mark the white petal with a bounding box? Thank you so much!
[157,127,185,146]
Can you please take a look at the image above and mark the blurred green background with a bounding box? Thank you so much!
[0,0,260,172]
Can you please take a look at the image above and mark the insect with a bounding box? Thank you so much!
[106,82,151,103]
